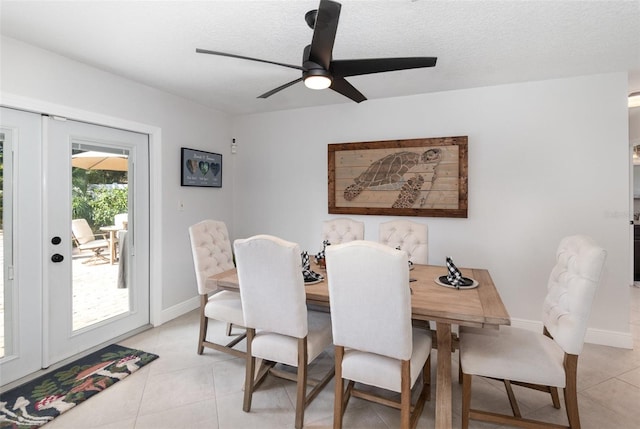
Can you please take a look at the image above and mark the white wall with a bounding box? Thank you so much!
[232,72,632,347]
[1,36,233,321]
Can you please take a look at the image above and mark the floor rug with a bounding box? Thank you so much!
[0,344,158,429]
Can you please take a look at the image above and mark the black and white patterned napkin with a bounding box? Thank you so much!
[445,256,473,288]
[302,251,324,284]
[445,257,463,286]
[315,240,330,261]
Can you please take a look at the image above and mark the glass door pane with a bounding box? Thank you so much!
[71,145,130,330]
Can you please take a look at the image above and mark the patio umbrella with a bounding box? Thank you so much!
[72,151,128,171]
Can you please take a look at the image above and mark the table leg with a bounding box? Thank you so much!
[435,322,453,429]
[109,230,116,264]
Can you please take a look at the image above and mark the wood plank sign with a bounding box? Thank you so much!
[328,136,468,218]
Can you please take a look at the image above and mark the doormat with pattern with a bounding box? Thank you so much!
[0,344,159,428]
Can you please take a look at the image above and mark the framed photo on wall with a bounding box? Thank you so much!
[328,136,468,218]
[181,147,222,188]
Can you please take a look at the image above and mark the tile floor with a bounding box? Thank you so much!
[42,286,640,429]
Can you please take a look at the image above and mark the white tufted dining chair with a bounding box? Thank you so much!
[321,218,364,245]
[189,219,245,358]
[459,235,607,429]
[378,220,428,264]
[325,240,432,429]
[234,234,334,429]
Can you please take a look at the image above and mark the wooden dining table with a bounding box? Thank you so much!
[99,225,123,265]
[207,263,510,429]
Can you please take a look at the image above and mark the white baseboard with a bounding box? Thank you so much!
[158,296,200,325]
[510,318,634,350]
[584,327,634,349]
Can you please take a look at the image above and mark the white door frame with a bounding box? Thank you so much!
[1,92,163,328]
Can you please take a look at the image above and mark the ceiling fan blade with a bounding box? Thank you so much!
[330,77,367,103]
[308,0,341,70]
[332,57,437,77]
[258,77,304,99]
[196,48,304,71]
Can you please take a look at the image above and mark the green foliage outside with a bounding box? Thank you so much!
[72,167,128,230]
[88,187,128,227]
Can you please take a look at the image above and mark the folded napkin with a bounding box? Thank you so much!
[315,240,330,261]
[302,251,324,284]
[445,257,472,288]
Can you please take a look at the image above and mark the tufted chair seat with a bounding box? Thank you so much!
[459,235,607,429]
[189,219,246,358]
[321,218,364,244]
[379,220,428,264]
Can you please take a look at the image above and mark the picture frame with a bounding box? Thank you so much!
[181,147,222,188]
[328,136,468,218]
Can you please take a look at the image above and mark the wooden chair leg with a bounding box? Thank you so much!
[550,386,561,409]
[564,354,581,429]
[243,328,256,412]
[542,327,562,410]
[409,357,430,429]
[197,296,208,355]
[295,338,308,429]
[400,360,410,429]
[503,380,522,417]
[424,354,431,401]
[461,373,472,429]
[226,323,233,336]
[334,346,345,429]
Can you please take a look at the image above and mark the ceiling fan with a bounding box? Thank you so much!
[196,0,437,103]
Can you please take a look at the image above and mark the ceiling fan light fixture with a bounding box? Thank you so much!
[304,69,332,90]
[630,91,640,108]
[304,75,332,90]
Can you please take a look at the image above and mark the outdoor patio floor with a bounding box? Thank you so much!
[71,249,130,331]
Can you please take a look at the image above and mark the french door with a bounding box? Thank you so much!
[0,108,43,384]
[0,108,150,385]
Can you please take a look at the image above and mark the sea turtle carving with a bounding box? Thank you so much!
[392,174,425,208]
[343,149,441,202]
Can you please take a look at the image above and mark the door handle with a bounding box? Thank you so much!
[51,254,64,263]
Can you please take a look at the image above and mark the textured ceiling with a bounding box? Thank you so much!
[1,0,639,115]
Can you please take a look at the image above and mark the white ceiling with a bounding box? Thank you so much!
[2,0,639,116]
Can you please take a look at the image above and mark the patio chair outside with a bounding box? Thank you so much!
[71,218,110,264]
